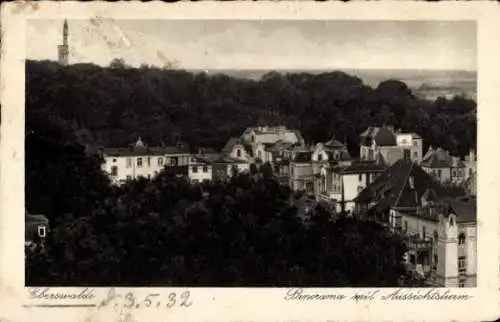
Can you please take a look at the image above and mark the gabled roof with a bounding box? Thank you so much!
[421,147,462,168]
[355,158,452,209]
[221,138,243,154]
[323,137,346,149]
[446,197,476,223]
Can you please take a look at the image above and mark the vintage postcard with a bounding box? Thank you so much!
[1,1,500,321]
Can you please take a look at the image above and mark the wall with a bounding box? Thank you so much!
[188,160,212,183]
[103,155,166,184]
[422,166,451,184]
[229,144,251,162]
[289,163,313,191]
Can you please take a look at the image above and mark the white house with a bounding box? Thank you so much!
[101,138,190,185]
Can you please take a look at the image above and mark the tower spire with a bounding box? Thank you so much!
[58,20,69,66]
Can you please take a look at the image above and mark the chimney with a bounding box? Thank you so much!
[403,148,411,162]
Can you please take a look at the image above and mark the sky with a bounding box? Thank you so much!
[26,19,476,71]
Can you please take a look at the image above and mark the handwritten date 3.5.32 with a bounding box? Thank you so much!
[98,288,193,310]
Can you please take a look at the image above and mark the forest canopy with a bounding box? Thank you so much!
[26,60,476,158]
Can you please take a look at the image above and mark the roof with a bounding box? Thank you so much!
[421,147,464,168]
[360,126,397,146]
[447,197,476,223]
[355,158,454,210]
[323,138,346,149]
[221,138,243,154]
[335,161,386,175]
[213,155,249,164]
[195,153,220,163]
[26,213,49,224]
[102,139,190,157]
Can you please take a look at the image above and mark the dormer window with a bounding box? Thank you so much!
[237,149,242,158]
[318,154,323,161]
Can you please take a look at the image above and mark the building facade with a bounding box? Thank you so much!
[355,153,476,287]
[101,138,191,185]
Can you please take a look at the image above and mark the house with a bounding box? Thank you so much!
[395,131,424,164]
[421,147,466,185]
[241,126,305,158]
[360,126,423,164]
[212,155,250,181]
[359,126,397,161]
[101,138,191,185]
[25,212,49,246]
[328,160,386,214]
[354,151,475,287]
[220,138,253,162]
[289,150,315,194]
[188,156,212,184]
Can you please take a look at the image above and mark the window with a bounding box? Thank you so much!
[203,165,208,173]
[147,157,151,167]
[413,151,418,159]
[37,225,46,238]
[452,169,456,177]
[126,175,132,181]
[252,136,255,142]
[404,220,408,232]
[458,232,466,245]
[458,256,467,273]
[459,282,465,288]
[457,169,463,177]
[358,174,363,181]
[171,157,178,166]
[158,157,164,167]
[237,149,242,158]
[437,169,442,178]
[434,230,438,241]
[111,166,118,176]
[413,140,418,147]
[422,226,426,239]
[469,168,473,176]
[112,158,117,163]
[126,158,132,168]
[137,157,143,168]
[258,151,262,159]
[192,166,198,173]
[318,154,323,161]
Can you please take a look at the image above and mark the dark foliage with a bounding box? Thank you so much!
[26,60,476,157]
[26,146,408,286]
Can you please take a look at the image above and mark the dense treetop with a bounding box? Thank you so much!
[26,60,476,157]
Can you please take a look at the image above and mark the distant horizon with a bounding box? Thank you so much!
[28,59,477,74]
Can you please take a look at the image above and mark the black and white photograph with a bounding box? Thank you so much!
[22,17,479,289]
